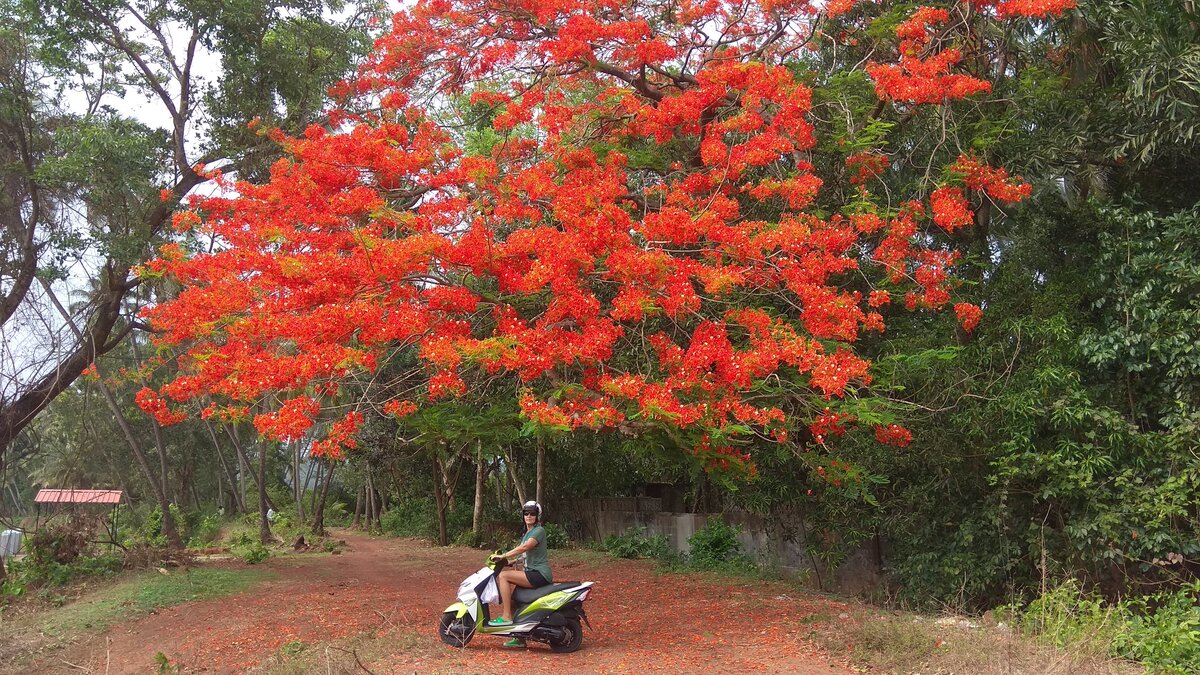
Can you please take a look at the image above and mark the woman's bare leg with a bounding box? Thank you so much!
[498,569,534,620]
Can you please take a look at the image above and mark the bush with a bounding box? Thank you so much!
[29,515,94,566]
[1,551,123,597]
[1113,581,1200,673]
[602,527,670,559]
[323,501,350,527]
[542,522,569,549]
[1012,579,1122,650]
[1011,579,1200,674]
[379,497,437,538]
[687,519,754,571]
[239,541,270,564]
[188,513,222,548]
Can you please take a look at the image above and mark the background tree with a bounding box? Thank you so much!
[0,0,380,462]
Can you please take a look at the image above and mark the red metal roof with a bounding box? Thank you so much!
[34,489,123,505]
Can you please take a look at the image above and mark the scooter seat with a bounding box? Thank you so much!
[513,581,581,604]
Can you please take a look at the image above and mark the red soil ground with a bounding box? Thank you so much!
[32,531,856,673]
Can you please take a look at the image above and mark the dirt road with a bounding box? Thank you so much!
[35,531,855,673]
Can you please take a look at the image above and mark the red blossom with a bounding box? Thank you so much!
[136,0,1054,478]
[954,302,983,332]
[874,423,914,447]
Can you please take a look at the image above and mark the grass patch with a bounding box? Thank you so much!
[39,566,272,636]
[824,610,1139,675]
[261,628,427,675]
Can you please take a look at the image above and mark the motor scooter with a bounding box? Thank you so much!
[438,555,593,652]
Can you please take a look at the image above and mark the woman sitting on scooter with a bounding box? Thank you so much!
[487,500,553,629]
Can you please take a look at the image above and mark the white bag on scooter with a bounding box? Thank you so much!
[458,567,499,605]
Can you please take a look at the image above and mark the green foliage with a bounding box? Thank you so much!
[542,522,569,549]
[187,513,223,548]
[1013,580,1124,650]
[1114,581,1200,673]
[1011,580,1200,674]
[323,501,351,527]
[686,520,754,571]
[38,567,270,636]
[238,541,271,565]
[154,651,181,674]
[28,516,92,566]
[1,552,120,600]
[601,527,670,560]
[379,497,438,538]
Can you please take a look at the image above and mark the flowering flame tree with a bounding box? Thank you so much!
[138,0,1071,480]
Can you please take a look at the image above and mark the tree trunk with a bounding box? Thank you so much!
[258,442,272,544]
[494,456,503,507]
[238,439,247,506]
[472,441,486,538]
[292,441,305,524]
[507,449,528,505]
[536,443,545,507]
[433,454,449,546]
[84,374,183,549]
[205,421,245,513]
[309,461,323,516]
[352,486,363,528]
[364,472,376,531]
[311,459,336,536]
[47,278,184,549]
[150,422,174,504]
[225,424,276,511]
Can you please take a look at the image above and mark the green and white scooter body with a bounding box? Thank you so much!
[445,565,593,638]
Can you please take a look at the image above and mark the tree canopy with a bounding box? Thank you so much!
[139,0,1067,481]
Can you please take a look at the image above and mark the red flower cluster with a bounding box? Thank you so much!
[950,154,1032,203]
[930,186,974,232]
[845,152,889,185]
[868,6,991,104]
[135,387,188,426]
[138,0,1044,470]
[874,424,914,447]
[970,0,1076,19]
[954,302,983,332]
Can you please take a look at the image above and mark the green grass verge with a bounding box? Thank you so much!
[39,567,272,636]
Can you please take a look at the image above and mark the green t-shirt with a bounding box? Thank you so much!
[522,525,552,583]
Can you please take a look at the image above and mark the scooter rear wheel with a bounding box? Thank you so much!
[549,617,584,653]
[438,610,476,647]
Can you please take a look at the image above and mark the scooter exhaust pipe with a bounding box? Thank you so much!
[529,626,566,642]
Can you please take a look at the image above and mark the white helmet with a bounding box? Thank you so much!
[521,500,542,521]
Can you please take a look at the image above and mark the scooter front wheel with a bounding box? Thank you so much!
[549,617,584,653]
[438,610,476,648]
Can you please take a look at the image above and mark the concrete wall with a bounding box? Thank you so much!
[570,498,881,595]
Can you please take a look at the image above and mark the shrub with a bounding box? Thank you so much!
[452,528,482,548]
[1114,581,1200,673]
[188,513,222,548]
[602,527,670,559]
[29,515,94,566]
[1012,579,1122,650]
[1011,579,1200,674]
[323,501,350,526]
[542,522,569,549]
[239,541,270,564]
[379,497,437,538]
[687,519,754,571]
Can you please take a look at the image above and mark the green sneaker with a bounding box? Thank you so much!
[487,617,513,627]
[503,638,527,648]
